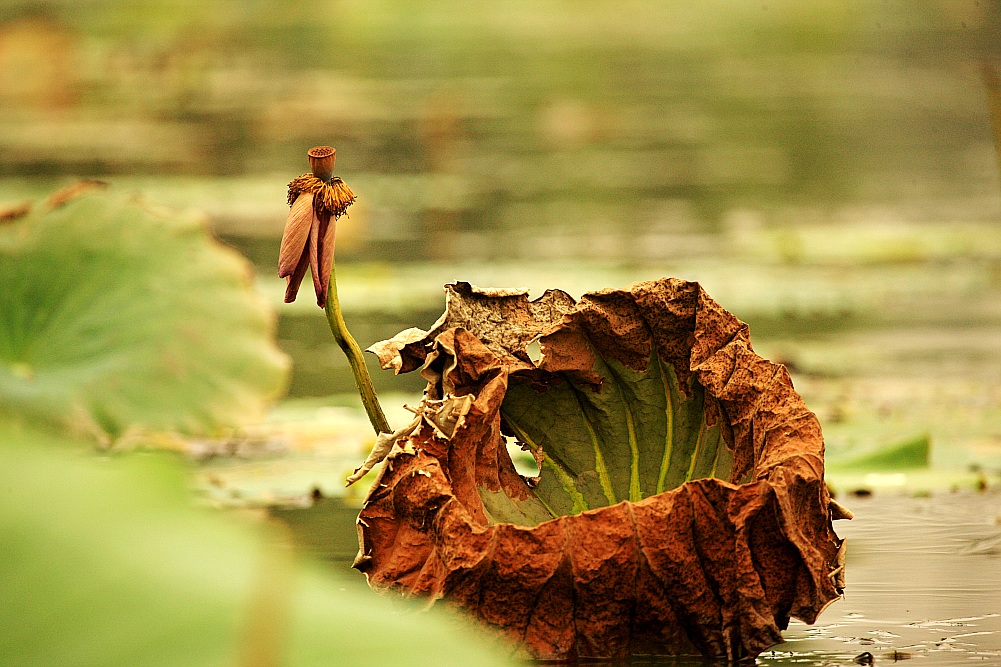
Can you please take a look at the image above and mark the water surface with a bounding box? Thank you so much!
[762,491,1001,666]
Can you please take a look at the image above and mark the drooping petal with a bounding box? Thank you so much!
[313,212,336,308]
[283,242,310,303]
[308,212,322,306]
[278,193,315,278]
[308,210,335,308]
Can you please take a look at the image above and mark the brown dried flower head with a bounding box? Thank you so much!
[278,146,356,308]
[307,145,336,182]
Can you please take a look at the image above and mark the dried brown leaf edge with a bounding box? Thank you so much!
[356,278,848,662]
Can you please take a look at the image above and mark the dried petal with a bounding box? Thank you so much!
[278,193,315,278]
[314,212,336,308]
[283,243,310,304]
[307,210,335,308]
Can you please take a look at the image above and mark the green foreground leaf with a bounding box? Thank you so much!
[0,424,513,667]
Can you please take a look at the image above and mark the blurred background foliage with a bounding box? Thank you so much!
[2,1,998,233]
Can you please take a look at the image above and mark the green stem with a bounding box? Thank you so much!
[324,263,392,434]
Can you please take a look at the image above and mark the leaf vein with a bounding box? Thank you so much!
[685,410,707,482]
[655,354,675,495]
[602,361,642,502]
[567,382,617,505]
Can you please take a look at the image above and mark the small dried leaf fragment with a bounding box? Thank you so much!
[0,201,32,223]
[367,282,577,375]
[356,278,845,662]
[45,179,109,209]
[345,416,420,487]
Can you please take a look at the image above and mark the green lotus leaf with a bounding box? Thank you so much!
[0,190,289,439]
[828,433,930,472]
[0,423,513,667]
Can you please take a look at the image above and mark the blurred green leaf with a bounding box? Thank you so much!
[0,424,513,667]
[0,192,289,439]
[828,434,931,472]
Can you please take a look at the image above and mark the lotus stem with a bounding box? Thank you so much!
[324,263,392,435]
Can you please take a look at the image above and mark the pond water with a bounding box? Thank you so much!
[5,0,1001,481]
[760,491,1001,667]
[271,490,1001,666]
[255,251,1001,478]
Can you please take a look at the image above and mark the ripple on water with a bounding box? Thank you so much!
[763,491,1001,667]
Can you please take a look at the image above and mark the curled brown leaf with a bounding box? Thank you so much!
[356,278,846,662]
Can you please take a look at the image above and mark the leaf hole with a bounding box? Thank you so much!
[505,435,540,477]
[525,339,542,365]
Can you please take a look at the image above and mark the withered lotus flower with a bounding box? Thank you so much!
[356,279,850,663]
[279,146,356,308]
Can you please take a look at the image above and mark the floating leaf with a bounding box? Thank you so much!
[829,434,931,472]
[0,423,514,667]
[0,189,289,439]
[359,279,846,662]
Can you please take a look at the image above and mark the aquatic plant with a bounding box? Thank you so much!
[280,147,391,443]
[0,182,287,440]
[282,150,848,662]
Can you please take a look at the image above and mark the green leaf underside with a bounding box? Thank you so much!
[488,349,733,527]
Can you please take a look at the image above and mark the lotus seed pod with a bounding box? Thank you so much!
[307,146,336,182]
